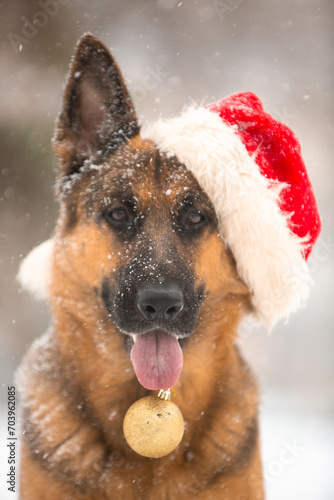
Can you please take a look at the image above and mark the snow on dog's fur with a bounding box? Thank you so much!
[17,34,266,499]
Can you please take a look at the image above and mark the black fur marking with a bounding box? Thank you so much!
[103,123,140,159]
[234,416,259,469]
[220,416,258,473]
[63,202,78,230]
[192,415,258,492]
[153,148,162,182]
[101,279,111,309]
[196,283,207,304]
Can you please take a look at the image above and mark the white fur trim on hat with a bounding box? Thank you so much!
[17,238,53,301]
[142,107,311,329]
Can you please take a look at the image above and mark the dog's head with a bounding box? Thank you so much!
[49,34,251,391]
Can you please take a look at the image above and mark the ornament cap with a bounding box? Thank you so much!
[158,388,175,401]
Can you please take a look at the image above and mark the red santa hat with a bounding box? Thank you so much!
[143,92,321,328]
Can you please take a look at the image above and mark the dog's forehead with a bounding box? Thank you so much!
[96,139,206,205]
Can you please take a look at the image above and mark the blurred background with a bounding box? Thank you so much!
[0,0,333,498]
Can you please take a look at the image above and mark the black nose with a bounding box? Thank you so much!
[137,286,184,322]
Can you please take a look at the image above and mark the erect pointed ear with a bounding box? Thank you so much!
[53,33,139,176]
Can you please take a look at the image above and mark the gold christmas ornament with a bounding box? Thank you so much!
[123,389,184,458]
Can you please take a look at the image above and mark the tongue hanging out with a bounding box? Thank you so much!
[130,330,183,390]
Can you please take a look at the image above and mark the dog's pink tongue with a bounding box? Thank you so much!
[130,331,183,390]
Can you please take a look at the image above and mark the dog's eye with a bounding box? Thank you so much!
[111,208,128,221]
[186,209,206,226]
[104,206,129,224]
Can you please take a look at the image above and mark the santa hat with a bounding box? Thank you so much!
[142,92,321,328]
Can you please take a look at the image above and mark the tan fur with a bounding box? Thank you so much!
[18,34,264,499]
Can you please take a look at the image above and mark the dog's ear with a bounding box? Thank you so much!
[53,33,139,176]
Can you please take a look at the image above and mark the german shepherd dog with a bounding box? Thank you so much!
[18,34,264,499]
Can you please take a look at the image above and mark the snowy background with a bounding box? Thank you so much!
[0,0,333,498]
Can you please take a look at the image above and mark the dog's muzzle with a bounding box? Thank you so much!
[101,271,206,390]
